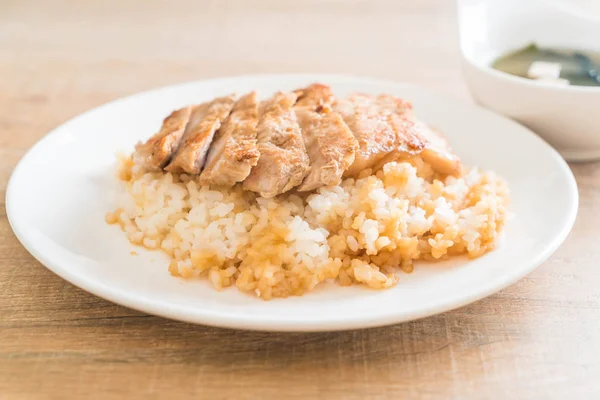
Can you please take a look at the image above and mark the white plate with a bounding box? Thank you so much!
[6,74,578,331]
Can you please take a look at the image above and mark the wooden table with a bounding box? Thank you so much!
[1,1,598,398]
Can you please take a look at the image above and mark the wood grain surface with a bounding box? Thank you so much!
[1,0,599,398]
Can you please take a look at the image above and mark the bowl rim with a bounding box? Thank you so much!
[543,0,600,23]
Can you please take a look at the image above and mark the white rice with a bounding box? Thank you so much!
[107,155,509,300]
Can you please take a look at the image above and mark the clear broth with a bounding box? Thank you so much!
[492,43,600,87]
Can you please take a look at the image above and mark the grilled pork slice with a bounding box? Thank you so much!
[165,94,236,174]
[294,82,335,109]
[243,92,310,198]
[412,119,462,176]
[335,93,425,177]
[293,84,358,191]
[198,92,260,187]
[133,106,192,171]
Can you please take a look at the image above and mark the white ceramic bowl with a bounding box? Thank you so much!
[458,0,600,161]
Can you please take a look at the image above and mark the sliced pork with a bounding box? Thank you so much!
[243,92,310,198]
[135,83,463,196]
[293,84,358,191]
[165,94,236,174]
[412,119,462,176]
[133,106,192,171]
[199,92,261,187]
[334,93,425,177]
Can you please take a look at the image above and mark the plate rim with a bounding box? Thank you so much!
[5,73,579,331]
